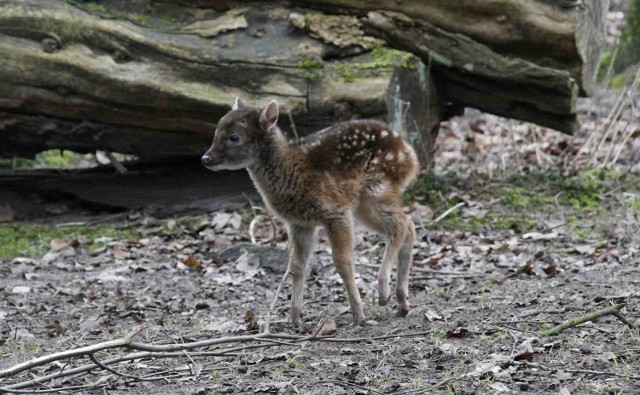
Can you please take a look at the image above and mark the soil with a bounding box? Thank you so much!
[1,90,639,394]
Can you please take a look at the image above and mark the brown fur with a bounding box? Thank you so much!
[202,99,418,326]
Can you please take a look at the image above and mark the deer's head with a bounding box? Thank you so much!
[201,98,279,171]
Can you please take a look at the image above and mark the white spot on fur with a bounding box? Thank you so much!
[380,131,389,138]
[370,157,379,165]
[398,151,406,161]
[385,152,394,161]
[392,131,399,138]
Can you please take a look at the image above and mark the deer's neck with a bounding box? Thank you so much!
[247,130,293,196]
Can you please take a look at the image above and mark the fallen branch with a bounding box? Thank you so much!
[541,303,634,336]
[0,323,147,379]
[512,361,640,380]
[0,324,430,391]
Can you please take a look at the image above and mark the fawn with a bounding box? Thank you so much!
[202,98,419,326]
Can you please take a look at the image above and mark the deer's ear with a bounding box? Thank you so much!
[259,100,279,131]
[232,97,245,110]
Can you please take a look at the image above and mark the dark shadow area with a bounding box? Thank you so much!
[1,159,257,221]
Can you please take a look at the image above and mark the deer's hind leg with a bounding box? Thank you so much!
[355,196,409,313]
[396,216,415,316]
[325,215,365,326]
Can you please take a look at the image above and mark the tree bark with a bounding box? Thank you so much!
[0,0,606,163]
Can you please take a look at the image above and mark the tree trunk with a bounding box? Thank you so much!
[0,0,606,165]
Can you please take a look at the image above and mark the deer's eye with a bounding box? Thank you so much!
[228,134,240,143]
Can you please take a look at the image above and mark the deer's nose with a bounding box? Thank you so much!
[201,154,211,166]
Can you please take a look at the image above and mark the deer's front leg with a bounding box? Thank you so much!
[325,216,365,326]
[287,223,317,327]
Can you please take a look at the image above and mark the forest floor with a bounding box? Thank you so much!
[1,89,640,394]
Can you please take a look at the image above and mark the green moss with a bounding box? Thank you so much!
[129,13,150,24]
[336,63,356,83]
[297,56,323,82]
[358,46,418,70]
[83,2,109,14]
[597,50,612,81]
[0,224,138,261]
[158,16,176,25]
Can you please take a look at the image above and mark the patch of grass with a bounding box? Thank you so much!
[406,169,639,238]
[11,150,78,170]
[297,56,323,82]
[489,213,536,233]
[628,195,640,213]
[501,187,533,210]
[287,356,301,369]
[271,368,284,379]
[0,223,138,261]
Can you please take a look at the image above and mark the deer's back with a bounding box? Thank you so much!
[298,120,418,191]
[251,120,418,224]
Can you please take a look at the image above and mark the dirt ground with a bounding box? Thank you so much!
[1,89,640,394]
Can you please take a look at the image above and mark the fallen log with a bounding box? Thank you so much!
[0,0,607,165]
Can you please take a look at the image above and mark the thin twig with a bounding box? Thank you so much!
[428,202,466,225]
[263,266,290,334]
[286,107,299,142]
[88,353,148,381]
[104,151,128,174]
[542,303,632,336]
[314,379,385,394]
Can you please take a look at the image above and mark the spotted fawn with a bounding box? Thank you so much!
[202,98,419,326]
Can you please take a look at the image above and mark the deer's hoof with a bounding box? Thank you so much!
[378,291,391,306]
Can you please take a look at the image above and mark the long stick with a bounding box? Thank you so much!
[0,324,146,378]
[541,304,633,336]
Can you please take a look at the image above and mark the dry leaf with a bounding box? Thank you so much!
[447,327,471,338]
[183,256,203,269]
[312,318,337,336]
[244,309,258,331]
[522,231,558,240]
[424,309,443,322]
[50,239,79,252]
